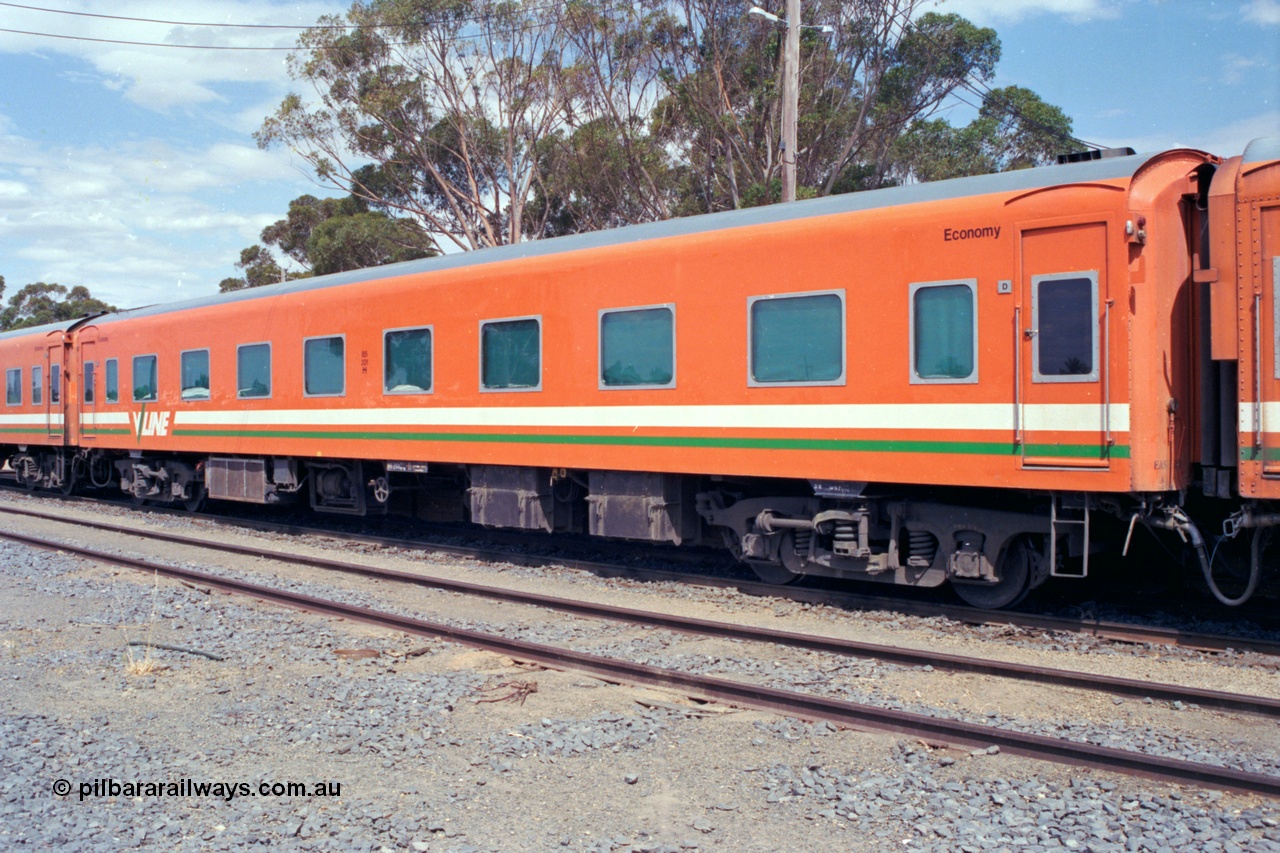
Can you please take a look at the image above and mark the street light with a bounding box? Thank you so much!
[748,3,833,202]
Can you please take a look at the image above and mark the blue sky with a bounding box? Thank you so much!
[0,0,1276,310]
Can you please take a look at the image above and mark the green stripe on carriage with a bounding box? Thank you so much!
[170,427,1129,459]
[81,428,132,436]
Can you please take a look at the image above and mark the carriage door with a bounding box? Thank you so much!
[1261,236,1280,476]
[1018,221,1111,469]
[80,337,98,442]
[44,339,66,443]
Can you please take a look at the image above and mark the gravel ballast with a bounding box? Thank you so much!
[1,511,1278,851]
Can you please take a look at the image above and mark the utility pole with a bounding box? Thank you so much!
[780,0,800,203]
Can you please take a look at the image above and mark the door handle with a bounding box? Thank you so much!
[1024,328,1037,339]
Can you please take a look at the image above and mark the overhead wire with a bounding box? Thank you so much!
[0,1,593,49]
[888,11,1101,151]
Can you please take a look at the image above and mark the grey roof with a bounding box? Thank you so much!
[83,145,1208,327]
[0,319,77,343]
[1243,136,1280,164]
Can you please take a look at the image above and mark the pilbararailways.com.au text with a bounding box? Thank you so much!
[54,778,342,802]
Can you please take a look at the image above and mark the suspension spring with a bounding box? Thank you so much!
[793,528,812,557]
[906,530,938,565]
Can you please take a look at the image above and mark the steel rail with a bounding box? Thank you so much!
[2,506,1278,719]
[2,527,1278,798]
[2,494,1278,658]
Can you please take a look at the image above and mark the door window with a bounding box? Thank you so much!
[1032,272,1098,383]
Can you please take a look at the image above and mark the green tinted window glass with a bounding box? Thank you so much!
[305,337,345,396]
[482,319,540,389]
[1036,277,1094,378]
[385,328,432,393]
[913,285,975,380]
[181,350,210,400]
[601,307,674,387]
[83,362,95,404]
[105,359,118,403]
[6,368,20,405]
[132,355,157,402]
[31,365,41,405]
[750,293,843,383]
[237,344,271,398]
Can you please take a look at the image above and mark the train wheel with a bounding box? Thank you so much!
[746,560,800,585]
[952,537,1033,610]
[183,486,207,513]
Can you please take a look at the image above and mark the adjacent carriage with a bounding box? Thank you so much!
[4,139,1278,607]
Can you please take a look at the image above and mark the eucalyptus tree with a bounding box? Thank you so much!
[257,0,1072,249]
[258,0,576,250]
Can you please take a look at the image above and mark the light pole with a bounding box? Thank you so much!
[748,4,832,203]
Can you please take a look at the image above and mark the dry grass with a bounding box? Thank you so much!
[119,570,164,678]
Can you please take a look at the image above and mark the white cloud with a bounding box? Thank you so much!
[1101,110,1280,156]
[918,0,1123,24]
[0,123,317,307]
[0,1,345,111]
[1244,0,1280,25]
[1222,53,1272,85]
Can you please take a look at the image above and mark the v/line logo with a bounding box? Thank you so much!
[132,407,171,440]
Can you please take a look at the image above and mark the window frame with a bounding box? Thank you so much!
[382,325,434,396]
[1030,270,1099,384]
[104,358,119,404]
[83,361,95,404]
[31,364,42,406]
[746,289,847,388]
[1272,258,1279,380]
[179,348,211,402]
[598,303,676,391]
[236,342,273,400]
[479,315,543,393]
[5,367,20,406]
[302,334,347,398]
[50,363,61,404]
[131,354,158,403]
[908,279,979,386]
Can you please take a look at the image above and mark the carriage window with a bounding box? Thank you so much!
[749,291,844,385]
[1033,273,1098,382]
[5,368,20,406]
[50,364,61,403]
[304,336,345,396]
[237,343,272,399]
[911,281,977,383]
[31,365,41,405]
[105,359,119,403]
[384,327,432,394]
[132,355,157,402]
[181,349,210,400]
[481,317,541,391]
[601,306,674,388]
[83,361,95,404]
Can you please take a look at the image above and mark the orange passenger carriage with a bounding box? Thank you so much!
[2,139,1277,608]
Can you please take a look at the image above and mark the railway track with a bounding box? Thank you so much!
[1,523,1278,798]
[1,501,1278,718]
[3,492,1278,658]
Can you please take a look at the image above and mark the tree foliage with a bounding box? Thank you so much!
[220,194,437,292]
[258,0,1075,249]
[0,282,116,331]
[889,85,1073,183]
